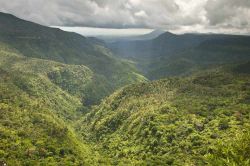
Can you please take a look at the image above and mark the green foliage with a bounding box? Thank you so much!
[206,129,250,165]
[218,119,229,130]
[0,49,109,165]
[79,65,250,165]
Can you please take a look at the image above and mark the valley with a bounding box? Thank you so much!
[0,12,250,166]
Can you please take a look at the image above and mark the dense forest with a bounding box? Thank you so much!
[0,12,250,165]
[80,64,250,165]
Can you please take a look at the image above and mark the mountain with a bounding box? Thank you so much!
[0,12,147,104]
[108,31,201,59]
[147,34,250,79]
[108,32,250,79]
[79,63,250,165]
[137,29,166,40]
[96,29,165,43]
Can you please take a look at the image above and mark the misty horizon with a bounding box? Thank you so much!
[55,26,250,37]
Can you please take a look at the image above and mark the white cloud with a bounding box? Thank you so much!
[134,10,148,18]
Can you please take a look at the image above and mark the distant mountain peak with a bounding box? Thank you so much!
[135,29,166,40]
[154,31,177,41]
[161,31,176,36]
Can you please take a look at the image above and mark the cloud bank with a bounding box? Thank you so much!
[0,0,249,33]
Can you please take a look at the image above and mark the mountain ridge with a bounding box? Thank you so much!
[108,31,250,79]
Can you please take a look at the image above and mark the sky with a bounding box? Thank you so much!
[0,0,250,36]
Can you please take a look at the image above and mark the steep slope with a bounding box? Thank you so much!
[0,46,111,165]
[0,12,146,104]
[108,32,250,80]
[79,63,250,165]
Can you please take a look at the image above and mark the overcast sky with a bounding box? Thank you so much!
[0,0,250,35]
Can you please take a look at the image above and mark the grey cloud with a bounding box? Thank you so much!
[0,0,249,33]
[205,0,250,28]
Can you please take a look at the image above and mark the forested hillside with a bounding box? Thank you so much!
[79,63,250,165]
[0,45,108,165]
[0,12,146,104]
